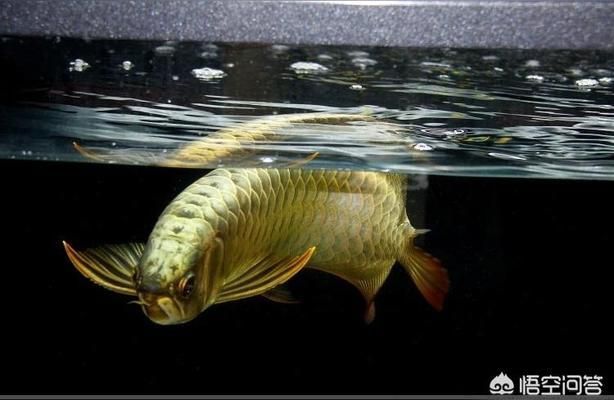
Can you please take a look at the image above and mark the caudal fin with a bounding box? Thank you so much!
[399,236,449,311]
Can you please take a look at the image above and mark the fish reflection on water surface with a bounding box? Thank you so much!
[63,113,449,325]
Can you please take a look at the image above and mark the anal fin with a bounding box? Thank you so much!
[354,262,394,324]
[364,302,376,324]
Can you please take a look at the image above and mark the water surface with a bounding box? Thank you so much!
[1,37,614,179]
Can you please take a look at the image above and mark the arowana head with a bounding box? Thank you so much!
[134,233,224,325]
[62,231,225,325]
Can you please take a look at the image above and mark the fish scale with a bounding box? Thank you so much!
[157,168,407,288]
[64,112,449,324]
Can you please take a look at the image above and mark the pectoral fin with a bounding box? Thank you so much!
[73,142,166,166]
[73,142,106,162]
[216,247,315,304]
[261,284,301,304]
[274,151,320,169]
[62,241,143,296]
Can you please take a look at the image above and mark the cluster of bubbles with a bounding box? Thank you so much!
[519,58,613,88]
[289,62,329,74]
[68,58,134,73]
[191,67,226,81]
[285,48,381,91]
[42,39,614,179]
[69,42,614,95]
[68,59,90,72]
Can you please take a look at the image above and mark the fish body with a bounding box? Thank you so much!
[64,113,448,324]
[145,168,407,301]
[73,112,379,168]
[160,113,376,168]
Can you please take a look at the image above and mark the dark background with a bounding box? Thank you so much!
[1,159,611,395]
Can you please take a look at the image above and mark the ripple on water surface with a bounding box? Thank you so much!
[1,38,614,180]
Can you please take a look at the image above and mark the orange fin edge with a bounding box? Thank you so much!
[62,240,139,296]
[73,141,106,162]
[402,244,449,311]
[364,302,376,324]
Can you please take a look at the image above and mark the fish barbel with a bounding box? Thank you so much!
[64,112,448,325]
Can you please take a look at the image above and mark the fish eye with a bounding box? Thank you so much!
[179,273,195,299]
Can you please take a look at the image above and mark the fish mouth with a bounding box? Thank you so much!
[140,295,189,325]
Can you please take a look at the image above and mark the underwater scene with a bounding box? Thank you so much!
[1,37,613,395]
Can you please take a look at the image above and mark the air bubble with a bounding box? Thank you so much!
[420,61,451,69]
[346,50,369,58]
[191,67,226,81]
[526,75,544,82]
[199,51,218,59]
[567,68,584,77]
[447,129,465,137]
[121,61,134,71]
[154,45,175,56]
[575,78,599,87]
[201,43,219,51]
[413,143,433,151]
[271,44,290,53]
[289,62,329,74]
[352,57,377,69]
[68,59,90,72]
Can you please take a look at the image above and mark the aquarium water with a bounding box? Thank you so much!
[0,37,612,395]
